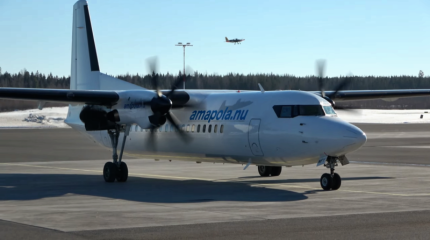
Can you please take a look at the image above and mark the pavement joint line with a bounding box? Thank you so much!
[2,162,430,197]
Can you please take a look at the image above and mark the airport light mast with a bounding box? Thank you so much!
[175,42,193,89]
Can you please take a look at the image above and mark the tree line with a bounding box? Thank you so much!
[1,67,430,111]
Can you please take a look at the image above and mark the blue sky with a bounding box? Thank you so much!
[0,0,429,77]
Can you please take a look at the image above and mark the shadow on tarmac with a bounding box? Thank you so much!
[0,173,308,203]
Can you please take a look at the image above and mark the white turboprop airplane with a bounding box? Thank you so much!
[2,0,430,191]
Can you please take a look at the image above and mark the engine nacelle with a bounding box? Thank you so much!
[79,105,116,131]
[112,108,152,129]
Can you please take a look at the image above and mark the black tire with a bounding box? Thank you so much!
[116,162,128,182]
[270,166,282,176]
[331,173,341,190]
[258,166,271,177]
[103,162,117,182]
[320,173,332,191]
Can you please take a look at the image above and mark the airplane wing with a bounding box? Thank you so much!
[0,88,119,106]
[317,89,430,101]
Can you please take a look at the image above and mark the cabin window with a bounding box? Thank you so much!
[220,125,224,133]
[135,125,138,132]
[186,124,190,132]
[191,124,195,132]
[214,124,218,133]
[197,124,201,133]
[208,124,212,133]
[181,124,186,131]
[202,124,206,133]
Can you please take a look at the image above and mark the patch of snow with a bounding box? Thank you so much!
[337,109,430,124]
[0,107,69,128]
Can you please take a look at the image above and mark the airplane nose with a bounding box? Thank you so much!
[341,124,367,152]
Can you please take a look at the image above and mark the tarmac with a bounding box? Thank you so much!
[0,124,429,239]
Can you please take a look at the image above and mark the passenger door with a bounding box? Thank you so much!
[248,119,264,156]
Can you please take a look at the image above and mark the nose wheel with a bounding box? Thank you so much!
[320,156,341,191]
[103,125,130,183]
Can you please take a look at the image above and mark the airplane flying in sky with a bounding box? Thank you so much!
[225,37,245,44]
[2,0,430,191]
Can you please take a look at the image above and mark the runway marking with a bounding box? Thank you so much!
[256,183,430,196]
[1,163,430,197]
[381,146,430,149]
[350,161,430,168]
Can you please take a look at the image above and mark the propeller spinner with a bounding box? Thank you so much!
[144,58,191,145]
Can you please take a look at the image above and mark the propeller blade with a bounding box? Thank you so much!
[327,76,353,99]
[147,57,161,97]
[328,77,352,98]
[316,59,326,98]
[166,112,190,143]
[165,75,183,98]
[146,125,158,151]
[165,66,194,98]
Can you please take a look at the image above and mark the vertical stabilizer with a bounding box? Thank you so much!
[70,0,145,91]
[70,0,100,90]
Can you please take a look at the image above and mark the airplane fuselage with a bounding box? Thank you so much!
[66,90,366,167]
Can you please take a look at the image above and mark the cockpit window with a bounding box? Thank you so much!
[323,105,336,115]
[273,105,325,118]
[280,106,293,118]
[298,105,324,116]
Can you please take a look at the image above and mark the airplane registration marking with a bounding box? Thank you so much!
[1,162,429,197]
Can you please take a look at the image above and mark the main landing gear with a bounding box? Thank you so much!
[320,156,341,191]
[103,125,130,183]
[257,166,282,177]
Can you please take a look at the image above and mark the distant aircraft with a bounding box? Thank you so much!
[225,37,245,44]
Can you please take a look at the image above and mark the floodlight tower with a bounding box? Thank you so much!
[175,42,193,89]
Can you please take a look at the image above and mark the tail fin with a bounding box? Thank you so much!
[70,0,100,90]
[70,0,142,91]
[225,37,229,42]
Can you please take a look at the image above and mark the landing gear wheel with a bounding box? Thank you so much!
[320,173,332,191]
[332,173,341,190]
[258,166,272,177]
[270,166,282,176]
[116,162,128,182]
[103,162,117,182]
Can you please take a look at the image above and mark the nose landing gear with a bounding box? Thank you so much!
[320,156,341,191]
[103,125,130,183]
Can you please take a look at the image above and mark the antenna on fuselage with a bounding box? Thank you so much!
[258,83,265,93]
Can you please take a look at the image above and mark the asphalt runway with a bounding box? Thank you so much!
[0,124,430,239]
